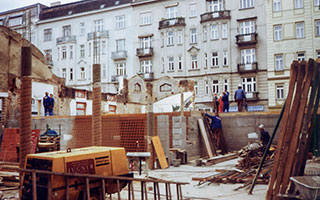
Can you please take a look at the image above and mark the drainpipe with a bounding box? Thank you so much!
[92,64,102,146]
[19,46,32,169]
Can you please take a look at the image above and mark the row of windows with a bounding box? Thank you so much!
[273,21,320,41]
[273,0,319,12]
[274,51,320,71]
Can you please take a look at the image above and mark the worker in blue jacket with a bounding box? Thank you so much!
[234,84,246,112]
[43,92,51,116]
[49,94,55,116]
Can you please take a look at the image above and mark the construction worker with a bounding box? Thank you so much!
[49,94,55,116]
[234,84,246,112]
[258,124,270,148]
[43,92,50,116]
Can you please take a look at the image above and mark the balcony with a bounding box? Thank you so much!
[56,35,76,45]
[111,51,127,60]
[246,92,259,101]
[159,17,186,29]
[136,48,153,58]
[200,10,231,23]
[87,30,109,40]
[237,62,258,73]
[236,33,258,46]
[139,72,154,81]
[111,75,126,82]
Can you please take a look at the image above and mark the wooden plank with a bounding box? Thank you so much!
[206,153,238,165]
[272,62,306,199]
[65,176,70,200]
[198,118,214,158]
[117,180,121,200]
[151,136,168,169]
[280,61,314,195]
[101,179,106,200]
[32,172,37,200]
[266,62,299,200]
[85,178,90,200]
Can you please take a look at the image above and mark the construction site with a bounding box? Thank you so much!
[0,14,320,200]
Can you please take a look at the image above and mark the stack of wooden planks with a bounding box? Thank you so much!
[193,143,275,186]
[267,59,320,199]
[0,162,19,191]
[37,135,60,152]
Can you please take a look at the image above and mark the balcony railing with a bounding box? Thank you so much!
[246,92,259,101]
[136,48,153,58]
[139,72,154,80]
[87,30,109,40]
[159,17,186,29]
[56,35,76,45]
[200,10,231,23]
[237,62,258,73]
[111,51,127,60]
[236,33,258,46]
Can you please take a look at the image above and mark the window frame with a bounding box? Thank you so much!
[211,52,219,67]
[276,85,284,100]
[275,54,284,71]
[190,28,197,44]
[115,15,125,29]
[168,57,174,71]
[273,0,281,12]
[212,80,219,94]
[44,28,52,41]
[274,25,282,41]
[296,22,305,38]
[211,24,218,40]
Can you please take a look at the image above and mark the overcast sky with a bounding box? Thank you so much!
[0,0,79,12]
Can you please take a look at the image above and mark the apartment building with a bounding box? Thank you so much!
[266,0,320,109]
[0,3,47,43]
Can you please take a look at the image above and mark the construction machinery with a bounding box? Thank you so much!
[20,146,132,199]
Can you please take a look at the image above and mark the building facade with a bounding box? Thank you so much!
[266,0,320,110]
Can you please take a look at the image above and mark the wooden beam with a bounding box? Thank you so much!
[198,118,214,157]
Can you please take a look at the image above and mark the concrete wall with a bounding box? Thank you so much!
[32,112,280,157]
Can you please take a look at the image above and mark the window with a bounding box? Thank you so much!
[160,84,172,92]
[141,60,152,73]
[69,46,73,59]
[57,47,60,60]
[80,67,85,79]
[295,0,303,9]
[204,53,208,68]
[80,45,85,58]
[212,80,219,94]
[102,41,106,55]
[223,50,228,66]
[241,48,256,64]
[205,80,209,95]
[203,26,208,41]
[44,49,52,63]
[134,83,141,92]
[315,0,320,6]
[189,3,197,18]
[211,24,218,40]
[240,0,254,9]
[94,19,103,32]
[167,31,174,45]
[212,52,219,67]
[168,57,174,71]
[296,22,304,38]
[8,17,22,26]
[102,64,106,78]
[209,0,223,11]
[76,102,86,115]
[75,91,86,98]
[62,25,71,37]
[273,0,281,12]
[274,25,282,41]
[166,6,178,19]
[141,36,152,48]
[316,20,320,37]
[161,57,165,73]
[161,33,164,47]
[70,68,73,80]
[88,43,91,57]
[116,15,125,29]
[222,23,228,39]
[62,68,66,78]
[194,81,198,95]
[177,30,183,45]
[240,21,255,34]
[276,85,284,99]
[191,55,198,69]
[116,39,125,52]
[275,55,283,70]
[140,12,152,25]
[178,56,183,70]
[116,62,126,75]
[242,77,256,92]
[224,79,229,91]
[80,22,85,35]
[93,41,100,57]
[44,28,52,41]
[62,46,67,59]
[297,53,305,61]
[190,28,197,44]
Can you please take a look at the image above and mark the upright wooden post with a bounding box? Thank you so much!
[92,64,102,146]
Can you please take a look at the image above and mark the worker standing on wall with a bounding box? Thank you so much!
[49,94,55,116]
[43,92,50,116]
[234,84,246,112]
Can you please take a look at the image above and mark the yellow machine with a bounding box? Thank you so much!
[21,146,132,200]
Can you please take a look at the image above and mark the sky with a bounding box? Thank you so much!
[0,0,79,12]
